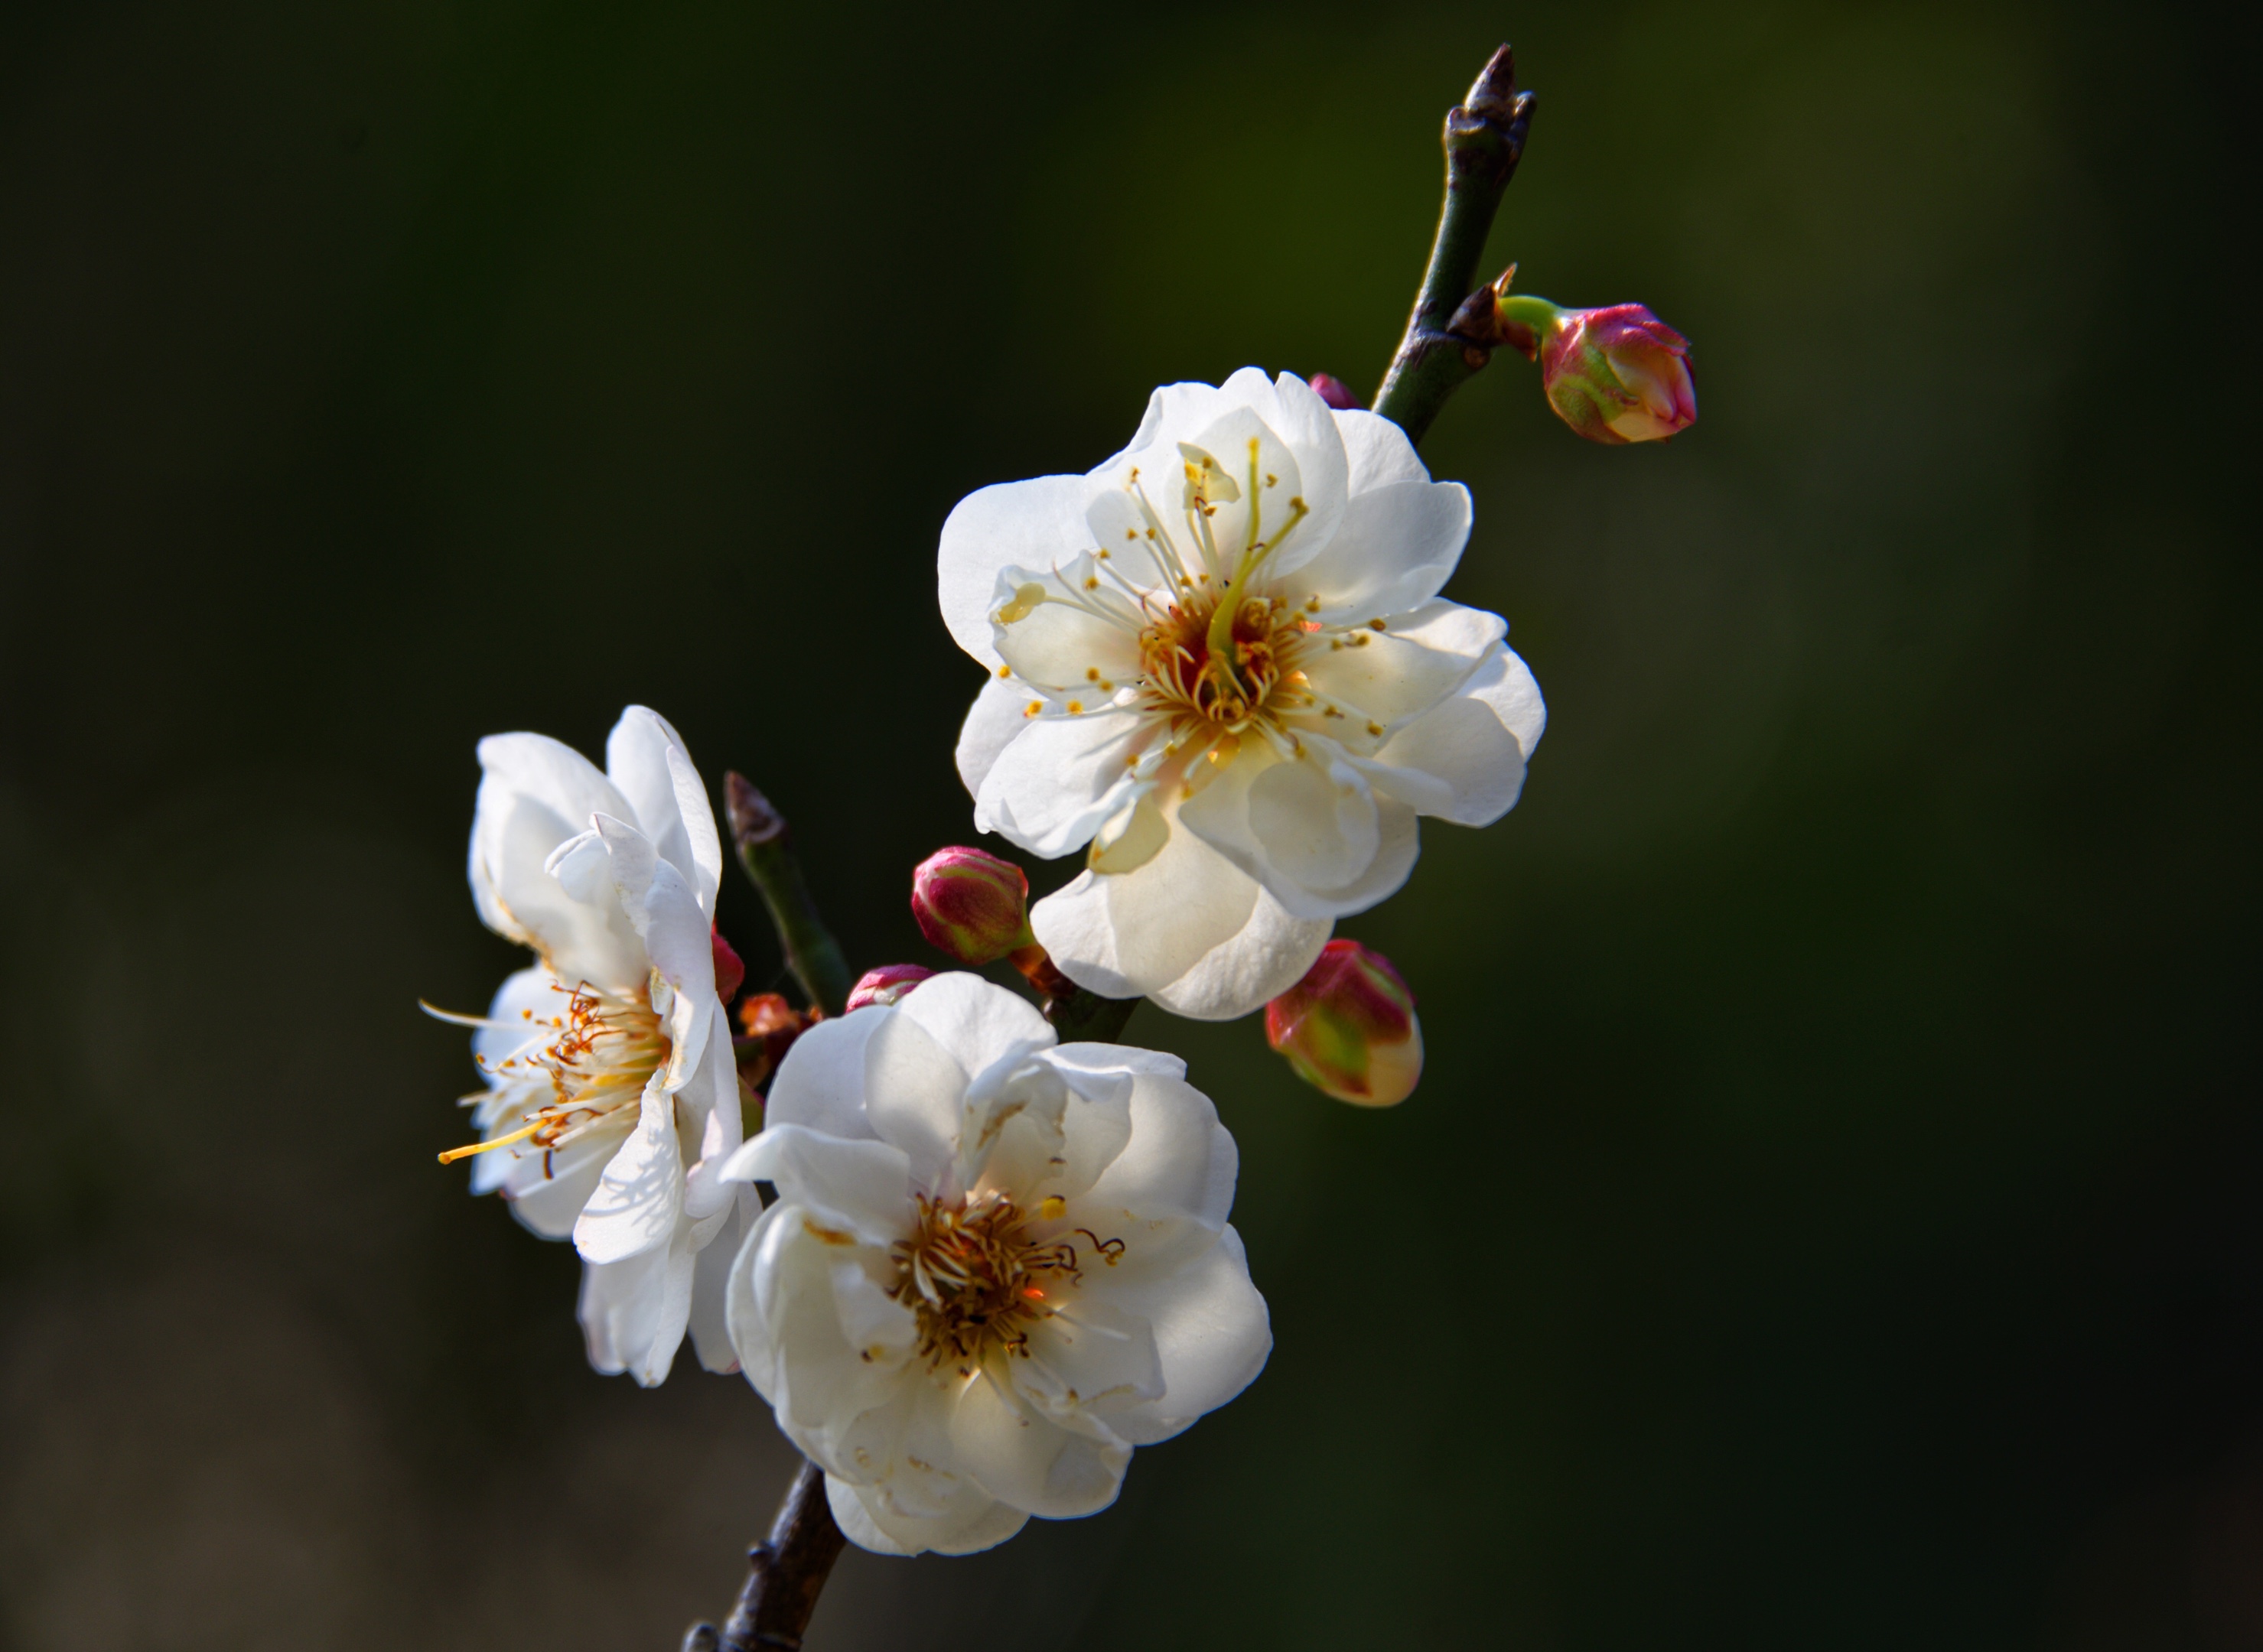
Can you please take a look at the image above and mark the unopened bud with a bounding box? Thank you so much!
[1308,372,1360,411]
[846,964,934,1011]
[1265,939,1424,1107]
[710,928,746,1004]
[910,847,1034,966]
[1535,301,1696,444]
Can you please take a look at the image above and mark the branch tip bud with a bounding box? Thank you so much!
[1307,372,1361,411]
[723,771,786,850]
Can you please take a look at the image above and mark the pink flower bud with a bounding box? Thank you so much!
[846,964,935,1011]
[1264,938,1424,1107]
[710,928,746,1004]
[910,846,1034,966]
[1307,372,1361,411]
[1539,303,1697,444]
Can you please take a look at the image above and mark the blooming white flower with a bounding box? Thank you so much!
[718,972,1268,1556]
[939,369,1545,1020]
[439,706,751,1386]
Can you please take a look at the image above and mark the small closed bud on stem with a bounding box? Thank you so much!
[1265,938,1425,1107]
[846,964,934,1010]
[1499,294,1697,444]
[1307,372,1361,411]
[910,847,1035,966]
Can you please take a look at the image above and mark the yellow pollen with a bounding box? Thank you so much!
[1367,720,1385,737]
[1083,577,1099,590]
[436,982,669,1172]
[1086,668,1100,681]
[1066,701,1084,714]
[1369,617,1387,631]
[891,1192,1121,1372]
[1024,701,1042,716]
[1038,1196,1066,1220]
[996,664,1011,678]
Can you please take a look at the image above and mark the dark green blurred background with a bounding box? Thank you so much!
[2,0,2253,1646]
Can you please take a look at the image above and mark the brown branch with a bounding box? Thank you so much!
[682,1461,847,1652]
[1369,44,1537,444]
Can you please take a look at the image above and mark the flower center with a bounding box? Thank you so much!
[1138,590,1317,734]
[891,1192,1122,1376]
[437,980,671,1167]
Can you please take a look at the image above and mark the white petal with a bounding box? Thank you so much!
[586,814,717,1078]
[1076,1072,1237,1241]
[1355,645,1544,827]
[677,1001,743,1219]
[1283,479,1470,623]
[728,1202,911,1439]
[571,1080,683,1264]
[763,1011,886,1143]
[1014,1295,1167,1421]
[1100,1226,1270,1446]
[861,1004,975,1192]
[1144,888,1330,1020]
[604,706,723,915]
[579,1229,695,1387]
[1260,372,1350,577]
[938,474,1095,670]
[825,1468,1029,1559]
[723,1125,913,1246]
[1301,598,1506,730]
[1029,803,1258,1000]
[1178,743,1416,921]
[892,972,1054,1097]
[956,674,1034,821]
[975,705,1148,859]
[470,734,644,990]
[989,561,1145,691]
[1177,405,1306,583]
[1241,749,1383,893]
[688,1185,757,1374]
[1333,407,1431,493]
[503,1131,617,1236]
[948,1370,1130,1520]
[470,964,562,1076]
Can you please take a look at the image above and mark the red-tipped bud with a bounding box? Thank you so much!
[1308,372,1361,411]
[710,928,746,1004]
[847,964,935,1011]
[1265,939,1424,1107]
[1539,303,1696,444]
[910,847,1034,966]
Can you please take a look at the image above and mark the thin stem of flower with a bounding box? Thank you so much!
[682,1461,847,1652]
[1370,44,1537,446]
[723,773,855,1018]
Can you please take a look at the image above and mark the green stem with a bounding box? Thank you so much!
[722,772,855,1018]
[1497,293,1563,337]
[1369,44,1536,446]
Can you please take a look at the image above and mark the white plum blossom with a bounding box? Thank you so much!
[438,706,752,1386]
[939,369,1545,1021]
[719,972,1269,1556]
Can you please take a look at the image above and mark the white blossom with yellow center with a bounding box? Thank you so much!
[437,706,751,1386]
[940,369,1545,1021]
[718,973,1269,1556]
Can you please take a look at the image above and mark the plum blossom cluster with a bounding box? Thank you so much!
[426,44,1695,1626]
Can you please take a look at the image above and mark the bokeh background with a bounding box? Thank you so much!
[2,0,2253,1646]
